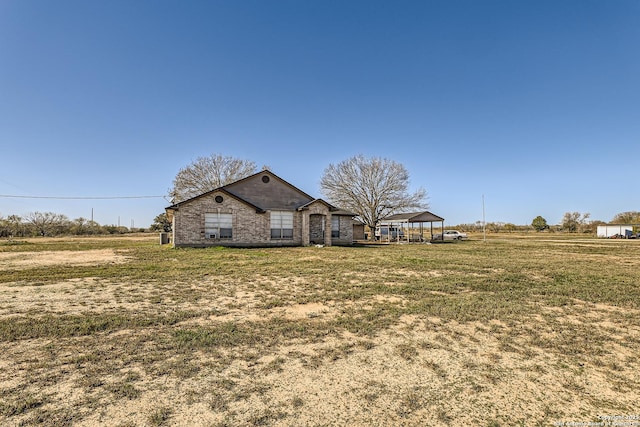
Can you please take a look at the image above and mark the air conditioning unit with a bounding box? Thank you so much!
[208,233,218,239]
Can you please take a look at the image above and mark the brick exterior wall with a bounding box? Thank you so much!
[304,201,353,246]
[170,188,353,248]
[173,191,271,247]
[332,215,354,245]
[172,190,310,247]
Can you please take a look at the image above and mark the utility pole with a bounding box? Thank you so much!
[482,195,486,243]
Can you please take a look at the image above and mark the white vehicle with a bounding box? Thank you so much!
[432,230,468,241]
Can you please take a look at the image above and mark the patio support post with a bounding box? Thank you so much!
[324,213,332,246]
[302,210,310,246]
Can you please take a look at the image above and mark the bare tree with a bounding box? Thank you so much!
[611,211,640,224]
[71,217,101,235]
[71,217,88,235]
[320,155,427,239]
[170,153,257,202]
[561,211,590,233]
[25,212,69,236]
[0,214,7,237]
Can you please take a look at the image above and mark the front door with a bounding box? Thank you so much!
[309,214,324,244]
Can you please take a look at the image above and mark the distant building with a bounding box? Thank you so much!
[597,224,639,238]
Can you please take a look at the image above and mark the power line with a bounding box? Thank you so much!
[0,194,166,200]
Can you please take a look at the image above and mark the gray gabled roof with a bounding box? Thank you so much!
[222,170,315,211]
[165,170,355,215]
[165,187,265,213]
[297,199,356,216]
[381,211,445,223]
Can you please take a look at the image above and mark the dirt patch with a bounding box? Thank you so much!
[8,309,636,427]
[281,302,335,320]
[0,249,130,270]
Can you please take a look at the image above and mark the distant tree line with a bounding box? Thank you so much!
[552,211,639,234]
[8,147,637,239]
[5,207,636,238]
[454,221,538,233]
[452,211,640,234]
[0,212,151,238]
[171,152,640,238]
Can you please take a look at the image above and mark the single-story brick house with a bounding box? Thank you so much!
[165,170,355,247]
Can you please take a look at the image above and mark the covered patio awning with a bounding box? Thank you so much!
[378,211,445,243]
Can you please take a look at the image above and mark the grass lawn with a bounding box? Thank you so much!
[1,234,639,426]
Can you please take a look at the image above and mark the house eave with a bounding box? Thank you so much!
[166,188,265,213]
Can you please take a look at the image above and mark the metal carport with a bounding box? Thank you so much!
[378,211,445,243]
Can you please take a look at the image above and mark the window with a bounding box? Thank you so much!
[271,211,293,239]
[205,212,232,239]
[331,216,340,238]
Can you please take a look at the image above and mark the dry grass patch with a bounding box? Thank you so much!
[1,235,640,425]
[0,248,130,270]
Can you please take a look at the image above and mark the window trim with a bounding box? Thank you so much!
[331,216,340,238]
[270,210,294,240]
[204,212,233,240]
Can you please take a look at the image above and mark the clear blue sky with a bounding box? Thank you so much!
[1,0,638,228]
